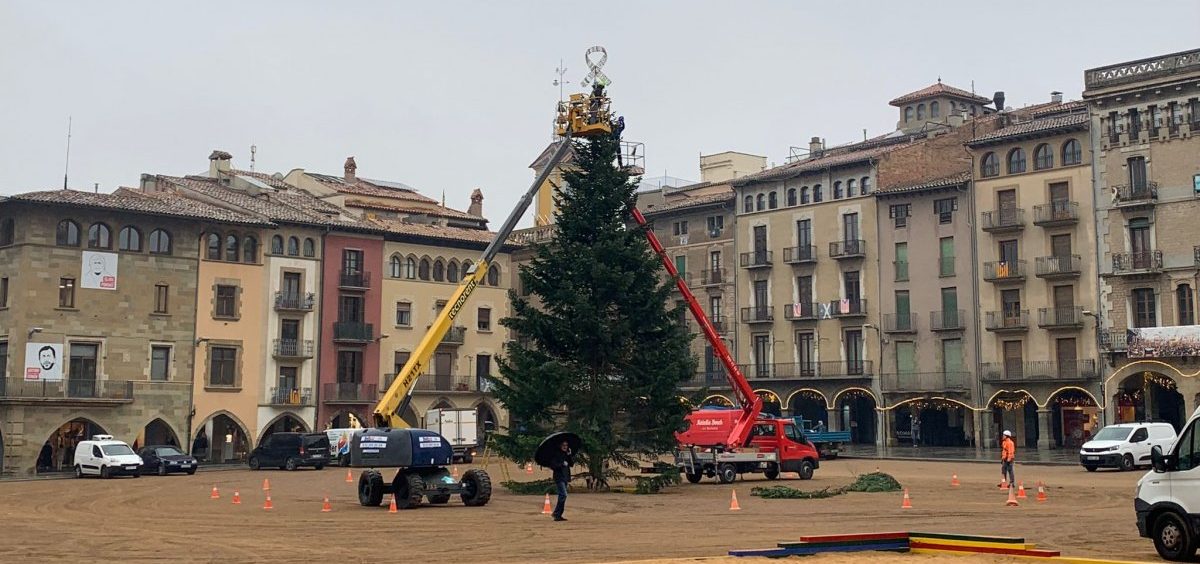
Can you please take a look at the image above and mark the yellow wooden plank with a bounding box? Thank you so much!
[909,536,1037,550]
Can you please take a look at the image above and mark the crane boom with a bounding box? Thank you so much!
[629,206,763,449]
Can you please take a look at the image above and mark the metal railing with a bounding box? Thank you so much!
[1033,202,1079,225]
[339,270,371,289]
[1038,307,1084,328]
[783,302,817,321]
[273,339,314,358]
[736,360,873,379]
[322,382,378,403]
[985,310,1029,331]
[680,370,732,389]
[274,291,315,311]
[1100,329,1129,352]
[740,306,774,323]
[1036,255,1081,278]
[983,260,1026,282]
[930,310,964,331]
[829,299,867,317]
[829,240,866,259]
[1111,182,1158,205]
[699,269,726,285]
[333,321,374,342]
[0,377,134,400]
[882,371,970,392]
[739,251,772,268]
[883,313,917,333]
[1112,251,1162,274]
[980,208,1026,231]
[440,326,467,345]
[415,375,482,392]
[267,386,313,406]
[981,360,1098,382]
[894,261,909,282]
[783,245,817,264]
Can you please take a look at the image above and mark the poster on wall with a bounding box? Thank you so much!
[24,343,64,381]
[81,251,118,290]
[1127,325,1200,359]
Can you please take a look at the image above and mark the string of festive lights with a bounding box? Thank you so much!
[993,395,1031,411]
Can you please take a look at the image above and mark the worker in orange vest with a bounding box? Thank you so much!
[1000,430,1016,488]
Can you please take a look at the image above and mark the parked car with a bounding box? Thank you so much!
[138,445,198,476]
[248,432,330,471]
[1136,408,1200,560]
[73,435,143,478]
[1080,422,1177,471]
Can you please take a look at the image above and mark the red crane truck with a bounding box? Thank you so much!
[630,207,821,484]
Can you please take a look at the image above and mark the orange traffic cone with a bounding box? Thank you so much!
[388,494,398,513]
[541,493,552,515]
[345,469,354,483]
[262,478,270,491]
[525,462,534,475]
[1036,481,1048,502]
[263,493,274,511]
[321,495,332,513]
[729,489,741,511]
[1005,486,1019,507]
[232,489,241,505]
[452,465,459,478]
[1017,481,1027,499]
[210,485,220,499]
[950,474,960,487]
[901,489,913,509]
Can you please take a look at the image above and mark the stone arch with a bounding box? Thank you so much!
[701,394,733,407]
[473,399,500,440]
[1048,387,1100,448]
[447,259,460,283]
[834,388,878,445]
[894,398,973,447]
[432,258,445,282]
[988,390,1039,449]
[193,411,251,463]
[328,409,366,430]
[431,397,456,410]
[259,413,311,443]
[1114,370,1185,431]
[41,417,109,473]
[786,388,828,427]
[136,418,181,450]
[754,389,782,417]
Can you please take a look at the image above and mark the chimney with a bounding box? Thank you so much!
[468,188,484,217]
[1051,91,1063,104]
[808,136,823,156]
[208,150,233,177]
[344,156,357,182]
[992,91,1006,113]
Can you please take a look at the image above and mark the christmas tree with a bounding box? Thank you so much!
[490,130,694,489]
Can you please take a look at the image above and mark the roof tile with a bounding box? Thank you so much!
[889,81,993,107]
[6,188,271,225]
[967,112,1089,145]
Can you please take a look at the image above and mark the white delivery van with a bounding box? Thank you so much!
[1079,421,1177,471]
[1136,408,1200,560]
[425,408,478,463]
[73,435,144,478]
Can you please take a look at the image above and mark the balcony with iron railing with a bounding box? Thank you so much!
[829,298,867,318]
[273,339,315,359]
[665,271,692,288]
[1111,251,1162,275]
[894,261,909,282]
[882,371,970,392]
[1033,202,1079,227]
[440,326,467,346]
[737,360,873,380]
[983,260,1026,283]
[741,306,774,323]
[985,310,1029,332]
[338,270,371,290]
[883,313,917,333]
[783,302,817,322]
[704,315,730,333]
[1100,329,1129,352]
[739,250,772,268]
[322,382,378,403]
[930,310,964,331]
[680,370,732,390]
[416,374,480,393]
[981,360,1098,382]
[1111,182,1158,208]
[0,377,136,402]
[1038,306,1085,330]
[274,291,315,312]
[829,240,866,260]
[980,208,1025,232]
[783,245,818,265]
[698,268,726,286]
[332,321,374,343]
[266,386,314,406]
[1036,255,1081,279]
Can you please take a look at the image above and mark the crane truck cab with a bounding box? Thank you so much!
[675,408,820,484]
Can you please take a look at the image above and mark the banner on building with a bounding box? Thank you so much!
[1127,325,1200,359]
[81,251,118,290]
[25,343,64,381]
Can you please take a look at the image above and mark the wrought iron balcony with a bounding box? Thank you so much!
[829,240,866,260]
[267,386,313,406]
[981,360,1097,382]
[1033,202,1079,226]
[332,321,374,343]
[882,371,970,392]
[274,291,315,311]
[414,374,480,393]
[783,302,817,321]
[680,370,732,390]
[985,310,1029,332]
[883,313,917,333]
[704,315,730,333]
[737,360,873,380]
[698,268,726,286]
[1099,329,1129,352]
[930,310,964,331]
[1111,182,1158,208]
[983,260,1026,283]
[0,377,134,401]
[322,382,378,403]
[783,245,817,264]
[1036,255,1081,279]
[1112,251,1162,275]
[1038,307,1085,329]
[980,208,1025,232]
[273,339,315,359]
[339,270,371,290]
[739,251,772,268]
[827,299,866,318]
[440,326,467,346]
[740,306,774,323]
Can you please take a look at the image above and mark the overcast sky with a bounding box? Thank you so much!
[2,1,1196,227]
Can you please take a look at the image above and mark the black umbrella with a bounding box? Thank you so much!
[535,431,582,468]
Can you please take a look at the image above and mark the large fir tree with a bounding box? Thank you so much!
[491,131,694,488]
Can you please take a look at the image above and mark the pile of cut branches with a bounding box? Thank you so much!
[749,471,901,499]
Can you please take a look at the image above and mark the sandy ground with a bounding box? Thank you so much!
[0,459,1158,563]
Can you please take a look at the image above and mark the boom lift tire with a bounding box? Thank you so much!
[394,472,425,509]
[460,469,492,507]
[358,470,385,507]
[717,462,737,484]
[798,460,815,480]
[685,471,703,484]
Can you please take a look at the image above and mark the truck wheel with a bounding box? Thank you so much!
[100,465,110,479]
[462,453,474,464]
[75,465,83,479]
[764,465,780,480]
[685,471,703,484]
[394,472,424,509]
[460,469,492,507]
[1122,454,1135,471]
[717,463,737,484]
[798,460,815,480]
[358,470,385,507]
[1153,511,1197,561]
[1084,465,1098,472]
[285,457,300,471]
[157,464,168,476]
[428,494,451,504]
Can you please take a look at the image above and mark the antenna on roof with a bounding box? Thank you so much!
[552,59,570,103]
[442,189,446,208]
[250,144,257,172]
[62,116,72,190]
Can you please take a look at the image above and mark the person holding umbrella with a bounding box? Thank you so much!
[536,431,580,522]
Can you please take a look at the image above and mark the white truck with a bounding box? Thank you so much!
[425,408,478,463]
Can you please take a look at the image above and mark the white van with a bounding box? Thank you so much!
[1136,408,1200,560]
[73,435,144,478]
[1079,422,1176,471]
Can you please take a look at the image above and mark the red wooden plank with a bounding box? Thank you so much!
[798,532,910,543]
